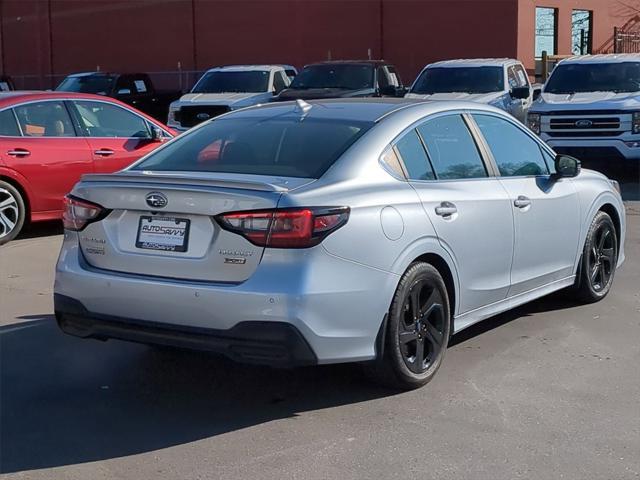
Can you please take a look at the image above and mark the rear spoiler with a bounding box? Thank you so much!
[79,171,290,192]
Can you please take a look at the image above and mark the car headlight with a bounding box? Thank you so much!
[633,112,640,134]
[528,113,541,135]
[167,105,180,125]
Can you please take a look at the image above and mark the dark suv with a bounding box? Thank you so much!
[275,60,405,101]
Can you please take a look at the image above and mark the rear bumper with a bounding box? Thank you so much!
[54,236,398,364]
[55,294,317,367]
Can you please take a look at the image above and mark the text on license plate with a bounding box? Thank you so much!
[136,216,190,252]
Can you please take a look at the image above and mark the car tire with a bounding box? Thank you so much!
[0,180,26,246]
[368,262,451,390]
[574,211,618,304]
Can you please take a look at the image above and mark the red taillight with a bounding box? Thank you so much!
[216,207,349,248]
[62,196,106,231]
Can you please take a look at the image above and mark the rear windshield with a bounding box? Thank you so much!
[290,64,374,90]
[131,116,373,178]
[411,67,504,94]
[544,62,640,94]
[56,75,116,95]
[192,71,270,93]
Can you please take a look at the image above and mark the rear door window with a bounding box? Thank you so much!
[132,116,372,178]
[416,115,487,179]
[0,109,21,136]
[14,101,76,137]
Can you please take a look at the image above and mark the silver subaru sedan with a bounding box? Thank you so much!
[54,99,626,389]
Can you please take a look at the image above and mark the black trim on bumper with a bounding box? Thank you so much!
[54,294,317,367]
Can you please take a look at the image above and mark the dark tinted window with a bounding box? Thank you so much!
[14,101,75,137]
[473,114,549,177]
[395,130,434,180]
[192,71,270,93]
[545,62,640,94]
[273,71,287,94]
[56,75,116,95]
[411,67,504,95]
[132,117,372,178]
[290,64,374,90]
[417,115,487,179]
[0,109,20,136]
[74,101,150,138]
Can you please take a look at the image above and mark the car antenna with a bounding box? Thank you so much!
[294,99,312,115]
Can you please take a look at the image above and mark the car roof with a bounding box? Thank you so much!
[221,98,500,123]
[204,65,284,73]
[426,58,519,68]
[558,53,640,64]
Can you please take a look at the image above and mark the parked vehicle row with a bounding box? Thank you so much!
[0,92,174,244]
[53,98,625,389]
[56,72,182,124]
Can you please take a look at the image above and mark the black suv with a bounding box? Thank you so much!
[275,60,405,101]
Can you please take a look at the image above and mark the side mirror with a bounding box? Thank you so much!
[117,88,131,95]
[532,85,542,101]
[380,85,405,97]
[510,86,530,100]
[553,154,581,179]
[151,126,165,142]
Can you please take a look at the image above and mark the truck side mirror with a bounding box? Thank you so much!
[510,86,530,100]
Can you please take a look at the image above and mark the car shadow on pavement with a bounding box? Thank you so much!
[15,221,63,240]
[1,291,580,474]
[0,317,391,474]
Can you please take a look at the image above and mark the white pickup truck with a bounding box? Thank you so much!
[405,58,533,123]
[528,54,640,162]
[167,65,294,131]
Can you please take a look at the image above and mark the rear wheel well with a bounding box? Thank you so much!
[413,253,456,329]
[0,175,30,223]
[598,203,621,252]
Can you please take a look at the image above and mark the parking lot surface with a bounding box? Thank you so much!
[1,203,639,478]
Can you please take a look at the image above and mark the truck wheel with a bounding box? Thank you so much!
[0,180,26,246]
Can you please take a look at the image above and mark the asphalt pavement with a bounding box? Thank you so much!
[1,175,638,479]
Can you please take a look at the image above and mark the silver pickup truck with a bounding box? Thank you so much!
[405,58,533,123]
[528,54,640,162]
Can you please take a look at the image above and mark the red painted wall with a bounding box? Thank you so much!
[1,0,638,90]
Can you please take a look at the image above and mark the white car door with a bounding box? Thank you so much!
[470,113,581,296]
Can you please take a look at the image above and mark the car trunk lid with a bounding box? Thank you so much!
[72,172,314,283]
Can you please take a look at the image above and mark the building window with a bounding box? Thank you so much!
[535,7,558,58]
[572,10,593,55]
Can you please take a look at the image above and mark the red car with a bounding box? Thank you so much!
[0,91,175,244]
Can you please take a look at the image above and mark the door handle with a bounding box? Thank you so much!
[94,149,115,156]
[514,196,532,208]
[7,149,30,157]
[435,202,458,217]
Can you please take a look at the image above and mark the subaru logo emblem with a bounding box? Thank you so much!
[196,112,210,121]
[145,192,168,209]
[575,119,593,128]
